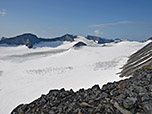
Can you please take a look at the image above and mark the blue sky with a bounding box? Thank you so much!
[0,0,152,40]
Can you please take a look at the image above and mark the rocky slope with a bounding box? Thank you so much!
[119,41,152,77]
[11,68,152,114]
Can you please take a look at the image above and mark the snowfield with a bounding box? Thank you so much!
[0,36,150,114]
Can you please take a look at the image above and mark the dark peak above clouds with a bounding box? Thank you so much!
[86,35,116,44]
[0,33,40,48]
[16,33,38,38]
[0,33,77,48]
[148,37,152,40]
[86,35,100,41]
[55,34,77,42]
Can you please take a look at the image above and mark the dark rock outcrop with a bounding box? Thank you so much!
[73,42,87,48]
[119,41,152,77]
[11,68,152,114]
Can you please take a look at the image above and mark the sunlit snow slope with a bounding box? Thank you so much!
[0,36,150,113]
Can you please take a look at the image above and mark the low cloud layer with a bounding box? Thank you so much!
[89,21,134,28]
[94,30,99,36]
[94,30,103,37]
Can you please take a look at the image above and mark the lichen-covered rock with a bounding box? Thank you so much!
[11,68,152,114]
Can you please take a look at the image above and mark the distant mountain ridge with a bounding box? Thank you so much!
[86,35,116,44]
[0,33,77,48]
[0,33,121,48]
[0,33,41,48]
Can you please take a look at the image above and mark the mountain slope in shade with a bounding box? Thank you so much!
[0,33,77,48]
[119,40,152,77]
[0,33,40,48]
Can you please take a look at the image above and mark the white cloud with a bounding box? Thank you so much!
[94,30,103,37]
[0,9,6,16]
[94,30,99,36]
[89,21,134,28]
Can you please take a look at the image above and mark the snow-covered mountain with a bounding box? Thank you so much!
[0,34,151,113]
